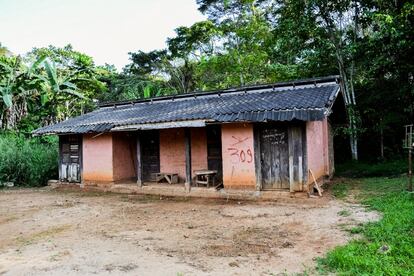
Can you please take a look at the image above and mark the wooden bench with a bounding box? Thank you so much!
[155,173,178,184]
[193,170,217,188]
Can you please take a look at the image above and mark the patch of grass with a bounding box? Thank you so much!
[332,183,349,199]
[349,226,363,235]
[337,210,351,217]
[318,177,414,275]
[16,225,71,247]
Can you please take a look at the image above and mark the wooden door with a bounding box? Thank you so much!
[59,135,82,183]
[288,126,305,191]
[206,125,223,183]
[259,125,290,189]
[140,130,160,181]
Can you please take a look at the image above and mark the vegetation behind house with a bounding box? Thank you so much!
[1,0,413,185]
[0,133,58,187]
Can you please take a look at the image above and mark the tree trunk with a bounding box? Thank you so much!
[380,122,384,159]
[338,58,359,161]
[350,117,358,160]
[320,1,359,160]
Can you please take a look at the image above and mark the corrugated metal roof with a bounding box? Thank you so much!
[33,76,341,135]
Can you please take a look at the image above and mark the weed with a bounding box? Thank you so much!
[349,226,363,235]
[337,210,351,217]
[15,225,71,247]
[332,183,349,199]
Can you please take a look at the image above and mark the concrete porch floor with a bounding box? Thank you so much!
[51,180,308,201]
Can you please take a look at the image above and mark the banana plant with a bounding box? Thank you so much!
[0,55,47,109]
[0,59,17,108]
[0,56,41,128]
[36,59,86,106]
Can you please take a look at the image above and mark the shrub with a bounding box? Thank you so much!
[0,133,58,187]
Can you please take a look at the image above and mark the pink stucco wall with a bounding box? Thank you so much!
[83,133,114,182]
[83,132,136,183]
[112,133,136,182]
[159,128,208,182]
[159,129,186,180]
[221,123,256,189]
[191,128,208,172]
[306,118,332,184]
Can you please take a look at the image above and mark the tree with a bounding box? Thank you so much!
[0,43,12,57]
[0,45,108,131]
[27,45,107,125]
[0,55,43,129]
[35,59,86,121]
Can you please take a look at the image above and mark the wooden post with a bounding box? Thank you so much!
[253,125,262,191]
[298,156,303,191]
[58,136,62,181]
[409,148,413,192]
[136,132,142,187]
[184,128,192,192]
[289,155,294,193]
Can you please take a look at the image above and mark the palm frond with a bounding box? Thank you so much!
[28,55,47,76]
[61,89,86,99]
[62,81,77,90]
[43,60,59,90]
[1,93,13,108]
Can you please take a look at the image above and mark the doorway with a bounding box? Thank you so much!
[140,130,160,181]
[206,125,223,183]
[257,123,305,190]
[259,124,290,189]
[59,135,82,183]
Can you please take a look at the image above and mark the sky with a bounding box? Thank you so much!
[0,0,205,70]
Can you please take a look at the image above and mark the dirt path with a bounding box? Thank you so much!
[0,188,379,275]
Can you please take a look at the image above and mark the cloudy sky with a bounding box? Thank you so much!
[0,0,205,70]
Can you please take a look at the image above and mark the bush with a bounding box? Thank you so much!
[0,133,58,187]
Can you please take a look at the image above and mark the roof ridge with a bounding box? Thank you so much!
[99,75,340,108]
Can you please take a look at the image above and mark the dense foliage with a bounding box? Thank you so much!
[0,133,58,186]
[0,0,413,184]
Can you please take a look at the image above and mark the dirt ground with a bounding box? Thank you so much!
[0,188,379,276]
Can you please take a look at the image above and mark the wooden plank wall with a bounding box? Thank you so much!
[288,126,306,192]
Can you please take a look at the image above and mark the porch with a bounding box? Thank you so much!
[52,180,306,201]
[60,120,329,193]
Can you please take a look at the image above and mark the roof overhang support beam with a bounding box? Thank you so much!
[184,128,192,192]
[136,132,142,187]
[111,120,207,131]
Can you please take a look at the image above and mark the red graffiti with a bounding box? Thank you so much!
[240,150,246,162]
[230,136,249,146]
[246,148,253,163]
[227,147,253,163]
[228,136,253,163]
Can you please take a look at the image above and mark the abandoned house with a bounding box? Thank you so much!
[33,76,345,195]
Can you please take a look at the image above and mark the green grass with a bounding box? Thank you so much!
[336,159,407,178]
[318,177,414,275]
[332,182,350,199]
[337,210,351,217]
